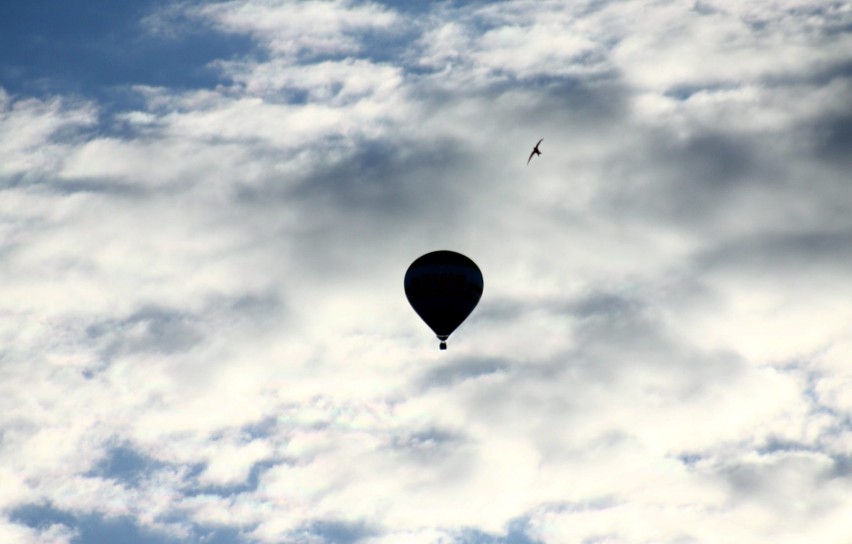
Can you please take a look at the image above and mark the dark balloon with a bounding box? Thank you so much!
[404,250,483,350]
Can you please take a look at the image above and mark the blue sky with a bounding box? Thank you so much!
[1,1,852,543]
[0,0,254,99]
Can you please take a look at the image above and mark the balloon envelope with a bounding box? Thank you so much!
[404,250,483,349]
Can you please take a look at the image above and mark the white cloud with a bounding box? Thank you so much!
[609,0,852,91]
[0,521,77,544]
[197,0,400,58]
[0,91,95,178]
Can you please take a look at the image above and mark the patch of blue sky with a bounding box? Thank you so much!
[185,459,279,498]
[662,82,741,101]
[0,0,253,103]
[10,504,173,544]
[292,519,377,544]
[87,447,258,502]
[356,27,421,67]
[239,416,280,441]
[86,436,282,500]
[10,503,246,544]
[86,445,171,487]
[454,517,543,544]
[677,453,705,467]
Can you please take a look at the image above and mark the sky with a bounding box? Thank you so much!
[1,0,851,542]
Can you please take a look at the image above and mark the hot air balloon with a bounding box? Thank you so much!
[404,250,483,350]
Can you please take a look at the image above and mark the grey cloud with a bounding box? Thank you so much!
[782,3,852,36]
[757,438,852,480]
[583,85,849,240]
[517,74,629,126]
[567,291,643,320]
[763,59,852,88]
[697,229,852,277]
[418,357,511,389]
[416,71,630,130]
[230,133,483,284]
[719,452,839,513]
[87,306,205,358]
[239,134,470,218]
[567,291,673,355]
[672,133,754,189]
[0,168,156,197]
[446,287,752,462]
[474,290,645,333]
[42,176,153,196]
[599,130,762,229]
[388,427,469,467]
[86,293,282,362]
[664,81,740,100]
[468,286,743,393]
[828,454,852,478]
[391,428,463,449]
[535,497,620,514]
[811,112,852,169]
[473,297,530,324]
[571,334,744,404]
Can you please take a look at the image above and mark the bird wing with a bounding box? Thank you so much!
[527,139,543,164]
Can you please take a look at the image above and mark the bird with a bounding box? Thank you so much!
[527,138,543,165]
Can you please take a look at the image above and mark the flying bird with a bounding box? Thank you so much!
[527,138,543,165]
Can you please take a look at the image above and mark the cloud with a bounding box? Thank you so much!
[1,0,851,542]
[0,91,96,181]
[197,0,401,59]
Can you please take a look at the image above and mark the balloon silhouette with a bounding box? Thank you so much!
[404,250,483,350]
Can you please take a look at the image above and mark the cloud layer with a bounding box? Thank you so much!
[1,0,851,542]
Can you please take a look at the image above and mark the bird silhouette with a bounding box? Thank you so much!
[527,138,543,165]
